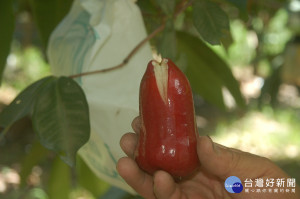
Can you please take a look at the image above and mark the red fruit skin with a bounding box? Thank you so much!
[135,58,200,178]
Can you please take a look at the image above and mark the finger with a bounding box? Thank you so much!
[197,136,277,180]
[153,170,181,199]
[120,133,138,158]
[154,171,216,199]
[117,157,156,199]
[131,116,141,134]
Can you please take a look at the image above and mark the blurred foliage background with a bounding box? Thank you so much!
[0,0,300,198]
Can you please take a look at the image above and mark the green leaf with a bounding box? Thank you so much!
[177,31,245,109]
[155,0,175,15]
[48,156,71,199]
[225,0,247,11]
[76,156,110,197]
[158,20,177,60]
[193,0,230,45]
[259,64,281,107]
[20,141,48,187]
[0,0,15,84]
[225,0,248,21]
[137,0,157,15]
[177,34,225,109]
[28,0,73,49]
[220,29,234,51]
[0,76,53,134]
[32,76,90,167]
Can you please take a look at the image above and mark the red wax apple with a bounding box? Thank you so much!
[135,58,200,178]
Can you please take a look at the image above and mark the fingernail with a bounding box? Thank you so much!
[206,135,214,149]
[206,135,219,154]
[206,135,212,141]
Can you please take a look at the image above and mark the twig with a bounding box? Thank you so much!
[69,23,165,79]
[174,0,193,18]
[69,0,193,79]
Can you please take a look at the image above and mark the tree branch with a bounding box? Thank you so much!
[69,23,165,79]
[69,0,193,79]
[174,0,193,18]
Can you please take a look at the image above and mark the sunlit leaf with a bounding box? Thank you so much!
[20,141,48,187]
[32,76,90,166]
[48,156,71,199]
[177,31,245,109]
[193,0,230,45]
[76,156,110,197]
[0,0,14,84]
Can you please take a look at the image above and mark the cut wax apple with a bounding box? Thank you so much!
[135,58,200,178]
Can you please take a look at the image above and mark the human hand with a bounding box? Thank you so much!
[117,117,300,199]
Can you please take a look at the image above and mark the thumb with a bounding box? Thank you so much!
[197,136,282,181]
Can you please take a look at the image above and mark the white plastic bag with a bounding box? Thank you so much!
[47,0,152,193]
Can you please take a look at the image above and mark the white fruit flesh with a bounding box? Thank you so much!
[153,59,168,104]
